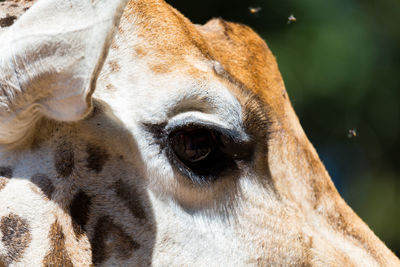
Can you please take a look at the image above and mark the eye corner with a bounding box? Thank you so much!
[142,121,168,140]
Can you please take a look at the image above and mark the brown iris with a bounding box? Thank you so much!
[170,129,215,163]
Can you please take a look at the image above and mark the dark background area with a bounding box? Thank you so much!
[168,0,400,256]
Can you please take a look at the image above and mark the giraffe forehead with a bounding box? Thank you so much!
[119,21,283,127]
[100,56,245,132]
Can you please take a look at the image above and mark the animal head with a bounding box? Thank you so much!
[0,0,398,266]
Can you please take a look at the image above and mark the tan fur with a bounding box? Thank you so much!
[42,221,73,267]
[0,0,399,266]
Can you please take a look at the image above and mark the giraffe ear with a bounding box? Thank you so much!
[0,0,128,144]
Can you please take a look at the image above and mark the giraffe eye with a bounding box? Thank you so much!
[170,129,215,164]
[167,125,252,182]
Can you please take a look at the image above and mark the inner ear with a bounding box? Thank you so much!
[0,0,129,144]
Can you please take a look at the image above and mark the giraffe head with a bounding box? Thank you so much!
[0,0,398,265]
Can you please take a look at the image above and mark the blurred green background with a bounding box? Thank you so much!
[168,0,400,256]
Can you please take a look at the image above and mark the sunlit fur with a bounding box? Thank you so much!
[0,0,399,266]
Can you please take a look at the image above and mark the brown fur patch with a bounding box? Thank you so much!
[0,15,17,27]
[0,213,31,264]
[30,173,54,200]
[111,39,119,50]
[298,235,314,266]
[69,191,92,239]
[134,47,147,57]
[150,63,170,74]
[106,84,116,91]
[301,146,336,205]
[91,216,140,264]
[118,24,125,34]
[0,258,6,267]
[114,179,146,220]
[0,178,8,192]
[86,143,110,173]
[108,60,121,73]
[199,18,287,117]
[54,141,74,177]
[42,221,73,266]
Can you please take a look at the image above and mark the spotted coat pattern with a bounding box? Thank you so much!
[0,214,31,265]
[0,109,153,265]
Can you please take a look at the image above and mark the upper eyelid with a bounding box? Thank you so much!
[142,120,250,151]
[165,113,250,143]
[141,111,252,148]
[166,112,230,131]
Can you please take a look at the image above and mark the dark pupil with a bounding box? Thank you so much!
[171,130,213,163]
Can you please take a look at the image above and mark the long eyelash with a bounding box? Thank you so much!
[242,93,273,142]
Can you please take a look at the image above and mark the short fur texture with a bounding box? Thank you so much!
[0,0,399,266]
